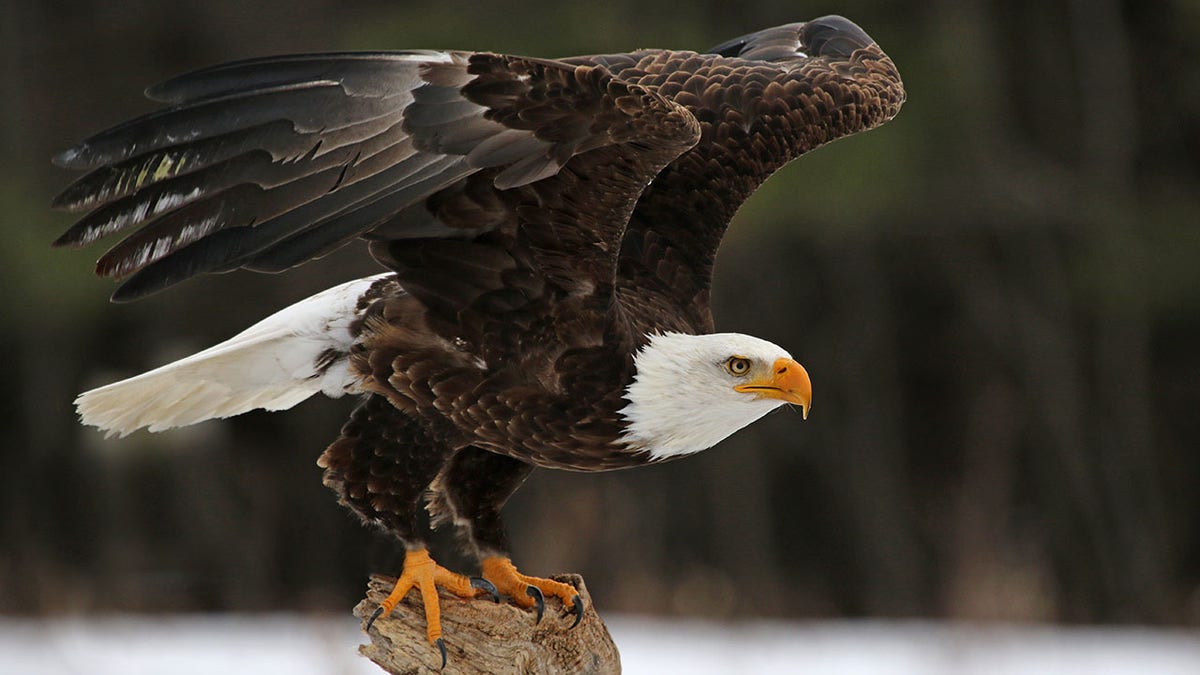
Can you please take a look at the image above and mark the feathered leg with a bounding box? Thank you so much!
[318,395,492,665]
[430,447,584,626]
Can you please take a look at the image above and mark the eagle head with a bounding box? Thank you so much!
[619,332,812,460]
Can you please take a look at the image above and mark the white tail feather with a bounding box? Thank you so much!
[76,274,389,437]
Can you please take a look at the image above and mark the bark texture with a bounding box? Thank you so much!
[354,573,620,674]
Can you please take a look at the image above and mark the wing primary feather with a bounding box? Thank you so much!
[52,121,293,216]
[106,151,468,298]
[58,149,277,250]
[234,152,469,272]
[243,157,473,272]
[94,182,268,278]
[93,136,424,279]
[55,81,403,170]
[76,118,416,272]
[145,51,449,103]
[51,110,404,218]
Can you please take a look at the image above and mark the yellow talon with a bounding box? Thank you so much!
[480,556,584,626]
[368,549,479,645]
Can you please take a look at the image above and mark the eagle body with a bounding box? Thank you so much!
[56,15,903,654]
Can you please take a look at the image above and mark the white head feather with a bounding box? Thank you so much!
[618,332,811,460]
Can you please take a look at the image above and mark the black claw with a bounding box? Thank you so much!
[436,637,447,670]
[568,594,585,629]
[365,605,385,632]
[526,585,545,624]
[470,576,500,603]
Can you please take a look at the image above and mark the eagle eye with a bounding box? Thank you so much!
[725,356,752,376]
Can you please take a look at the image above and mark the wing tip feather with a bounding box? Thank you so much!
[53,144,92,170]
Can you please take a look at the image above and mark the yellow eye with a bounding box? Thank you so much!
[725,356,752,376]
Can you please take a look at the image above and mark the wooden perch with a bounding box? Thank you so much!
[354,573,621,674]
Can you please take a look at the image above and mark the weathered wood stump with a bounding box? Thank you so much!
[354,573,621,674]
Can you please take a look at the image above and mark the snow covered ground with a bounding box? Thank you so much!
[1,614,1198,675]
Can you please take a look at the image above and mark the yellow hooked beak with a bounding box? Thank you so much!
[733,357,812,419]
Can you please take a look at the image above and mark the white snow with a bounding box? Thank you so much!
[1,615,1197,675]
[609,618,1200,675]
[0,615,372,675]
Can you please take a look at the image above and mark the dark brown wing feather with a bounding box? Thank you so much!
[361,53,701,379]
[52,51,696,301]
[581,16,907,333]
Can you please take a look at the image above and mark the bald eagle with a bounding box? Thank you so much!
[54,15,903,664]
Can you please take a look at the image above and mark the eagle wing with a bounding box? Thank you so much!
[578,16,907,333]
[52,51,699,302]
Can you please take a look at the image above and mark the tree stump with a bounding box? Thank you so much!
[354,573,621,674]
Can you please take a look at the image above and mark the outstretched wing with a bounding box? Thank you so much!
[579,16,907,333]
[367,53,699,329]
[53,51,698,302]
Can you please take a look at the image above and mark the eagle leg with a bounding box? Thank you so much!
[323,398,498,662]
[366,548,492,666]
[429,449,582,625]
[480,556,585,629]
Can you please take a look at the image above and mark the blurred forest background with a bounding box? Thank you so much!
[2,0,1198,626]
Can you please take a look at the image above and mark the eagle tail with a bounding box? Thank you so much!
[75,274,389,438]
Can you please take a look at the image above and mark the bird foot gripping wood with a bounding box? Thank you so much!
[355,571,619,674]
[364,549,495,669]
[479,556,585,628]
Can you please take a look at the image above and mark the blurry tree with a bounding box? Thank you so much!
[2,0,1197,625]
